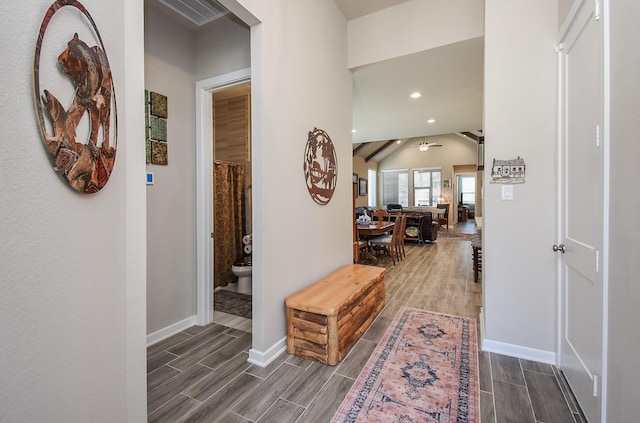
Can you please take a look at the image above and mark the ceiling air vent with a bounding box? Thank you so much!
[158,0,228,26]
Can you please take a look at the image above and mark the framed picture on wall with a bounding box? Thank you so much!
[359,178,368,196]
[443,179,451,189]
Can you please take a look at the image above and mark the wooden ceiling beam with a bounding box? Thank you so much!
[460,131,484,143]
[352,143,368,156]
[461,131,479,141]
[365,140,396,163]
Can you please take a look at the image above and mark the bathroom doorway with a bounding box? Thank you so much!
[194,68,251,327]
[211,83,252,332]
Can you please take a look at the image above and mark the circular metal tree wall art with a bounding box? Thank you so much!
[303,127,338,205]
[34,0,118,193]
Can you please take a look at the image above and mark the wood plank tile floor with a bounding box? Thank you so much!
[147,223,586,422]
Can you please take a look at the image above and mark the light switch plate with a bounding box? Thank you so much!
[146,172,154,185]
[502,184,513,200]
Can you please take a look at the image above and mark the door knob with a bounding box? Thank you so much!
[552,244,565,253]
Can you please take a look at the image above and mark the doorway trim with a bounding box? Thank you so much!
[453,171,476,224]
[195,67,251,326]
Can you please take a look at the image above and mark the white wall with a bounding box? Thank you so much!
[483,0,557,360]
[195,15,251,81]
[144,6,251,335]
[145,3,197,335]
[233,0,353,359]
[607,0,640,419]
[347,0,484,69]
[0,0,146,421]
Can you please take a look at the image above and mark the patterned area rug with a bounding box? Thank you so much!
[214,290,252,319]
[332,307,478,422]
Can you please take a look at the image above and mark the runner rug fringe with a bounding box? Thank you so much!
[332,307,479,422]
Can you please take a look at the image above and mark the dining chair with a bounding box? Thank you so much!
[436,203,450,230]
[370,215,402,265]
[353,220,370,263]
[394,214,407,260]
[373,209,391,222]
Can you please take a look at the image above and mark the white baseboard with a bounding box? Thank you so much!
[479,307,485,351]
[147,315,197,347]
[147,317,288,369]
[248,336,287,368]
[482,338,556,364]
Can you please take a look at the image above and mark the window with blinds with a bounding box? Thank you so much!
[382,169,409,207]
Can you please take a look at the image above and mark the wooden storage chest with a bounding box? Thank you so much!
[285,264,385,365]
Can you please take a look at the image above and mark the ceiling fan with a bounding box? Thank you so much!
[418,141,442,151]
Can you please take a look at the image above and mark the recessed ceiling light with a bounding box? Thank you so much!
[427,119,436,124]
[410,92,421,99]
[396,140,402,144]
[352,129,357,133]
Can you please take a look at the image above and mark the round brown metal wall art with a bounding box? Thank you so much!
[303,127,338,205]
[34,0,117,193]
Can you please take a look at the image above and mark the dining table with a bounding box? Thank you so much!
[356,220,395,264]
[357,220,395,236]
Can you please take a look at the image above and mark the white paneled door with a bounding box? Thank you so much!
[557,1,605,422]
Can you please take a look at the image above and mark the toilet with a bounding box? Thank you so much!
[231,260,252,294]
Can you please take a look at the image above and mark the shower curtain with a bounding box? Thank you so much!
[213,161,246,288]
